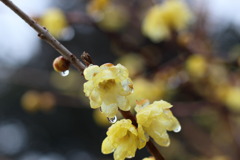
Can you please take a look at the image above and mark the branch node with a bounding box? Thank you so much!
[37,33,45,39]
[81,51,93,67]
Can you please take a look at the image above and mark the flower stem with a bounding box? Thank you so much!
[0,0,86,72]
[146,139,165,160]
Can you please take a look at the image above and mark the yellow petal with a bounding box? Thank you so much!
[113,135,137,160]
[89,89,101,109]
[137,125,149,149]
[117,96,130,111]
[83,65,100,80]
[136,109,152,127]
[102,137,115,154]
[101,102,118,118]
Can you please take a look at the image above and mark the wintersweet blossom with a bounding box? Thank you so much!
[142,0,192,42]
[97,4,128,32]
[83,63,133,118]
[224,87,240,112]
[87,0,109,15]
[128,77,165,107]
[186,54,207,78]
[135,99,181,147]
[40,8,68,38]
[102,119,148,160]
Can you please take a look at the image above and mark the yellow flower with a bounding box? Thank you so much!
[21,91,55,113]
[142,0,192,42]
[115,53,145,78]
[102,119,148,160]
[40,8,68,38]
[128,77,165,107]
[186,54,207,78]
[21,90,41,112]
[136,100,181,147]
[87,0,110,15]
[97,4,128,32]
[83,63,133,118]
[224,87,240,112]
[143,157,155,160]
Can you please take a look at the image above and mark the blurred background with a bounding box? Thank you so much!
[0,0,240,160]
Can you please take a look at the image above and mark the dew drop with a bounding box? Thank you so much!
[173,125,181,133]
[60,70,69,77]
[107,116,117,124]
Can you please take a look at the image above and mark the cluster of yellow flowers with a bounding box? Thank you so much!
[186,54,240,112]
[83,63,181,160]
[142,0,192,42]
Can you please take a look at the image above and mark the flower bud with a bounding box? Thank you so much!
[53,56,70,72]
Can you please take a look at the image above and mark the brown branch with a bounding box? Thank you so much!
[0,0,165,159]
[0,0,85,72]
[146,139,165,160]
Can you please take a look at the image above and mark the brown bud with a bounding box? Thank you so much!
[53,56,70,72]
[81,51,93,66]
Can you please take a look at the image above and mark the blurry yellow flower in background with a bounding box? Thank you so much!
[88,0,128,32]
[87,0,110,15]
[102,119,148,160]
[40,8,68,38]
[136,100,181,147]
[142,0,192,42]
[128,77,165,107]
[21,90,56,113]
[98,5,128,32]
[83,63,133,118]
[39,92,56,112]
[186,54,207,78]
[115,53,145,78]
[224,87,240,112]
[21,90,40,112]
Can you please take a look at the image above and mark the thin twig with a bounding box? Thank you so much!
[1,0,165,159]
[0,0,85,72]
[146,139,165,160]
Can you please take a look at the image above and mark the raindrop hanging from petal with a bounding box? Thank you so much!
[173,125,181,133]
[107,116,117,124]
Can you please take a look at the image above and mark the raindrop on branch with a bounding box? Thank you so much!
[60,70,69,77]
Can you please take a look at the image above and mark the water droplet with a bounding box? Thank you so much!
[173,125,181,133]
[60,70,69,77]
[107,116,117,124]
